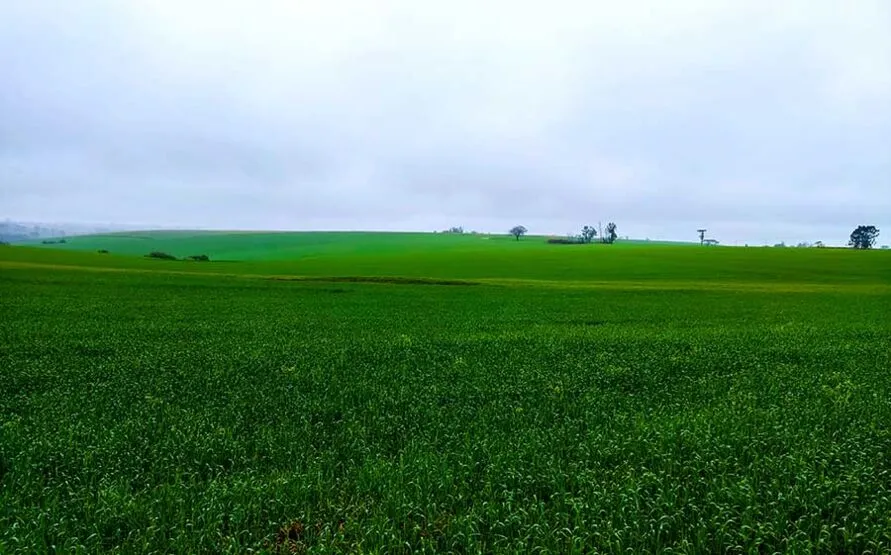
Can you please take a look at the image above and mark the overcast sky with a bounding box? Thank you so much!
[1,1,889,245]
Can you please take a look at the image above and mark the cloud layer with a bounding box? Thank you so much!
[2,1,889,244]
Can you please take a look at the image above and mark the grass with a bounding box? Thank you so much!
[22,231,516,261]
[10,231,891,286]
[1,234,890,553]
[21,231,691,261]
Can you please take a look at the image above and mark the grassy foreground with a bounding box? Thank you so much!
[1,236,890,553]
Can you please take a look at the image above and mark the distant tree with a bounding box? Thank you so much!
[814,241,825,248]
[704,239,719,246]
[849,225,880,249]
[509,225,528,241]
[604,222,618,244]
[580,225,597,244]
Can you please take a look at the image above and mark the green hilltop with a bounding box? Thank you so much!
[23,230,688,260]
[6,229,889,288]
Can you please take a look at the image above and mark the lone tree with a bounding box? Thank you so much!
[604,222,618,244]
[849,225,880,249]
[509,225,528,241]
[581,225,597,244]
[697,229,707,246]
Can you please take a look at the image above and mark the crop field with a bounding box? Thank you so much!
[1,234,890,553]
[22,231,687,262]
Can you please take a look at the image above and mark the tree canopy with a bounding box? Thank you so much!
[509,225,528,241]
[580,226,597,244]
[849,226,880,249]
[604,222,618,244]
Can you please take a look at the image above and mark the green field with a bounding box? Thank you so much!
[23,231,689,261]
[2,233,890,553]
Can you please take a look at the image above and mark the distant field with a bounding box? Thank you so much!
[1,237,890,552]
[23,230,690,260]
[25,230,540,260]
[12,230,891,286]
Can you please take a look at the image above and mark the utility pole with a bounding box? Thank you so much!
[697,229,707,246]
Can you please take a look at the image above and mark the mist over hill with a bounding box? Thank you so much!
[0,220,163,243]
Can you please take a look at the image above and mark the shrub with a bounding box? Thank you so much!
[547,237,583,245]
[98,249,110,254]
[146,251,177,261]
[187,254,210,262]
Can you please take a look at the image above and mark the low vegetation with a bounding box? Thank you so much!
[547,237,585,244]
[146,251,177,260]
[1,235,889,552]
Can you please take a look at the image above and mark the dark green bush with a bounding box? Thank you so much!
[187,254,210,262]
[146,251,177,261]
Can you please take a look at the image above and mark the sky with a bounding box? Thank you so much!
[1,1,889,245]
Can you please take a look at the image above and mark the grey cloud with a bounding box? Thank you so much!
[1,1,889,245]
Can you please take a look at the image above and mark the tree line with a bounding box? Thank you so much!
[510,223,618,244]
[507,224,881,249]
[767,226,880,249]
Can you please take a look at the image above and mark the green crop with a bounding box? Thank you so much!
[1,239,890,553]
